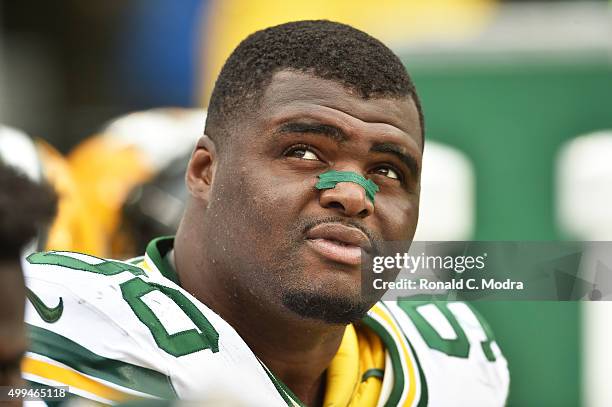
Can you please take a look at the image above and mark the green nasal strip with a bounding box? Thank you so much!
[315,170,380,203]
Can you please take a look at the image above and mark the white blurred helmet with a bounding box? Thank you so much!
[414,141,475,241]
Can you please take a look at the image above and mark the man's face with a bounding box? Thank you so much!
[202,71,422,324]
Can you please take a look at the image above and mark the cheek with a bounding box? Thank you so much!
[377,195,420,241]
[246,170,316,230]
[212,163,316,236]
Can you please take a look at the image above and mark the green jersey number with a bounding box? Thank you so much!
[120,277,219,357]
[28,252,220,357]
[398,301,496,361]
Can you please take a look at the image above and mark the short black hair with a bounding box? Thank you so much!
[0,165,57,259]
[205,20,424,146]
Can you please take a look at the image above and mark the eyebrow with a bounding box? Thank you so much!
[370,142,420,177]
[275,121,420,176]
[275,122,347,142]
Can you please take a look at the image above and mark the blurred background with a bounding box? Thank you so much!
[2,0,612,405]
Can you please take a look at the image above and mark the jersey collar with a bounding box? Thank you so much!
[144,236,181,285]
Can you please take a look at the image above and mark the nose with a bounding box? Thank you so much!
[319,180,375,218]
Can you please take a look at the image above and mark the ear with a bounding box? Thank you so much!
[186,135,217,202]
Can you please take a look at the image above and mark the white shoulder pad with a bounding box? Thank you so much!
[384,300,510,407]
[23,251,288,406]
[23,251,178,403]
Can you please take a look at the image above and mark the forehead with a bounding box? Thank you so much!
[255,71,422,151]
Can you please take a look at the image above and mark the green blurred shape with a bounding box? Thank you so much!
[404,52,612,406]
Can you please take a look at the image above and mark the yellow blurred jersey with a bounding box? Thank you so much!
[42,108,205,257]
[37,139,105,255]
[39,136,153,257]
[66,135,154,256]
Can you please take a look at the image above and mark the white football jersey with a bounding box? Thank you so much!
[23,237,509,406]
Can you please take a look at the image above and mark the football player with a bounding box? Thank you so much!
[22,21,509,406]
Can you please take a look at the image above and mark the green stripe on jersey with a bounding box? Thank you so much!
[381,302,429,407]
[362,315,406,407]
[126,256,145,265]
[145,237,181,285]
[257,359,306,407]
[25,379,88,407]
[27,252,145,277]
[362,304,430,407]
[361,368,384,381]
[27,324,177,399]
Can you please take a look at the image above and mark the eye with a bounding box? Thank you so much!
[285,145,320,161]
[373,166,401,180]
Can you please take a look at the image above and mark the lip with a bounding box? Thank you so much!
[305,223,372,266]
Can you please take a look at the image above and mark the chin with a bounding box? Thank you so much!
[272,252,379,324]
[281,288,377,325]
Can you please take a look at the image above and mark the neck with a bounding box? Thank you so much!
[225,300,344,407]
[174,223,345,407]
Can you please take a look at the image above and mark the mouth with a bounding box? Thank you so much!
[305,223,372,266]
